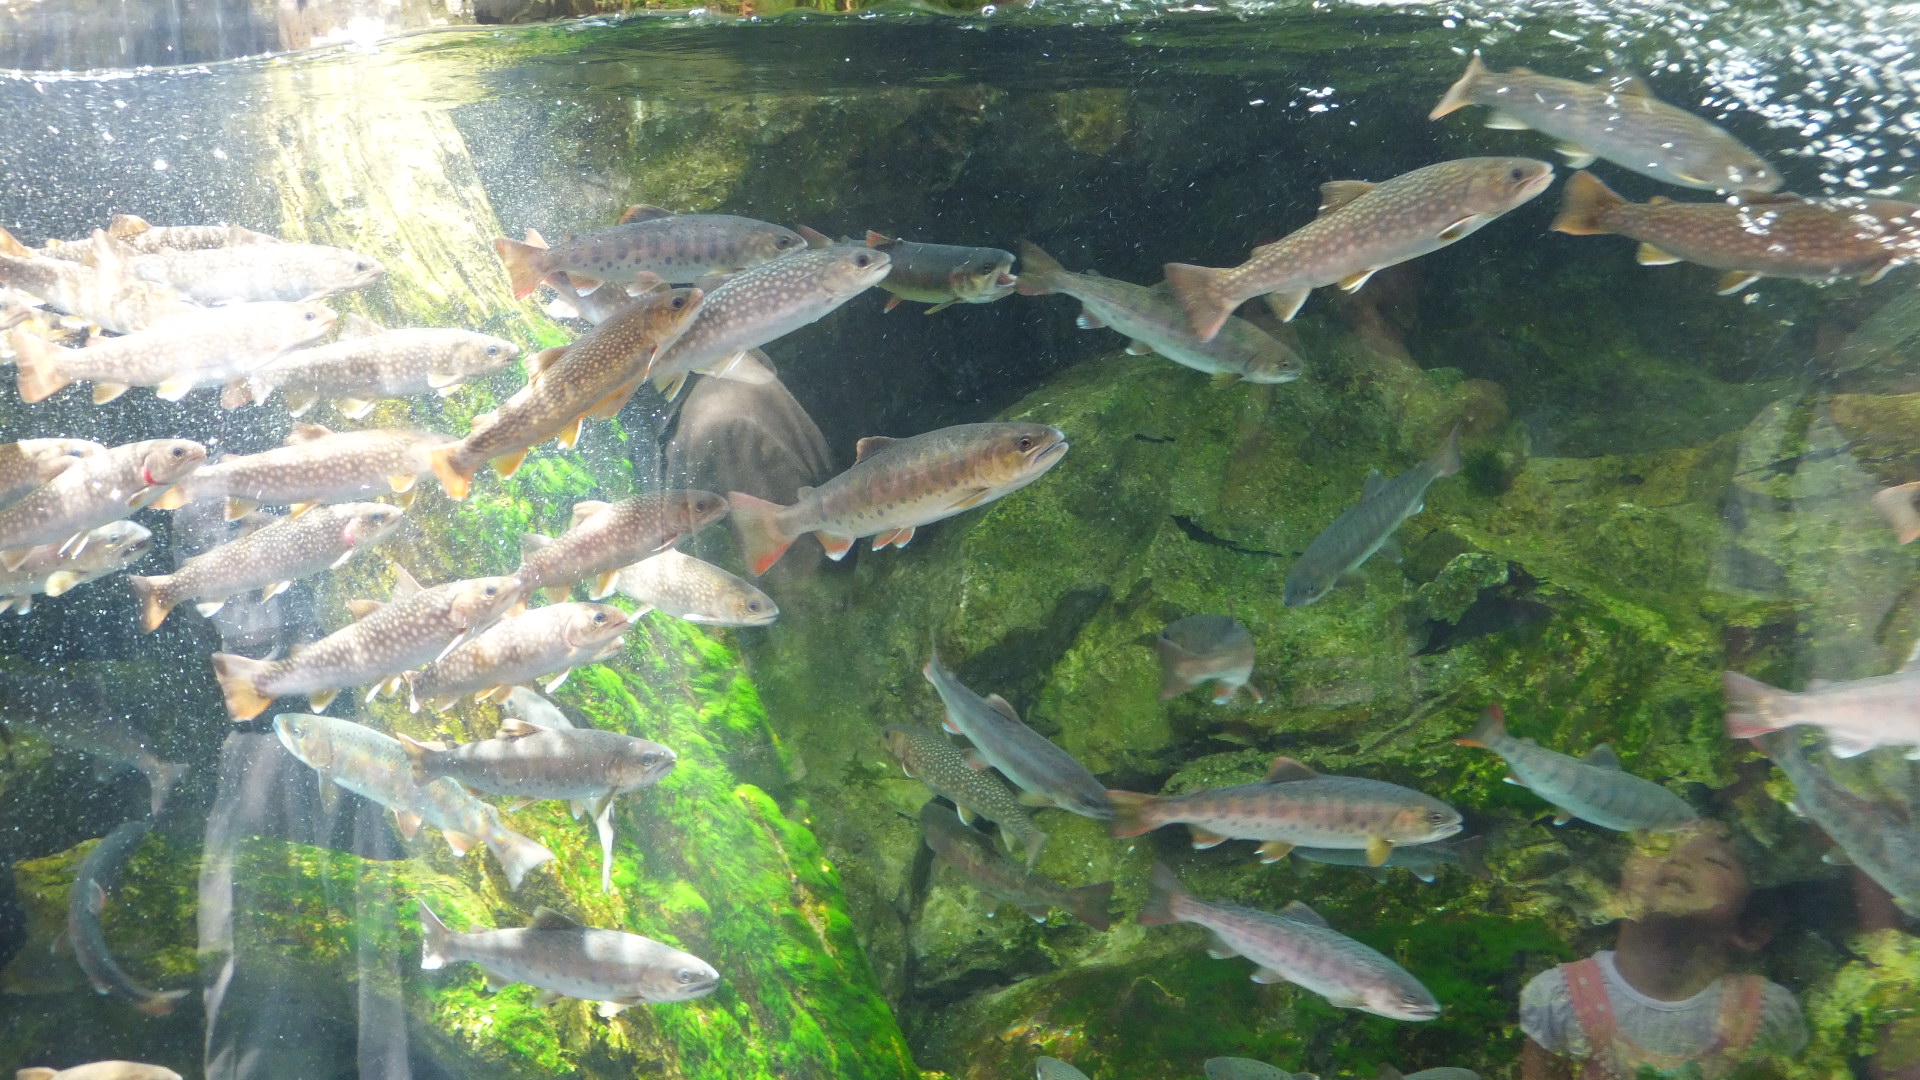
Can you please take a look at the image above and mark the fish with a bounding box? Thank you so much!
[127,502,405,632]
[1289,834,1490,884]
[68,819,191,1017]
[1748,729,1920,918]
[0,439,205,568]
[729,423,1068,575]
[1552,170,1919,295]
[660,354,832,518]
[153,424,453,519]
[1156,614,1262,704]
[0,230,199,334]
[427,286,705,500]
[240,314,521,417]
[9,301,336,404]
[923,644,1112,819]
[274,713,554,887]
[1016,242,1301,385]
[1140,862,1440,1020]
[211,566,525,720]
[494,205,805,298]
[611,548,778,626]
[1381,1069,1482,1080]
[418,901,718,1014]
[1723,669,1920,759]
[866,232,1017,313]
[1164,158,1554,340]
[402,602,631,710]
[1205,1058,1319,1080]
[1455,706,1699,832]
[1034,1058,1091,1080]
[30,214,278,260]
[0,439,104,507]
[1872,482,1920,545]
[0,700,184,815]
[1282,426,1461,607]
[543,271,653,325]
[643,240,891,400]
[504,686,572,729]
[0,521,152,615]
[883,725,1048,868]
[512,491,730,601]
[15,1063,184,1080]
[123,237,384,303]
[396,716,675,809]
[1430,56,1780,193]
[919,801,1113,930]
[1106,757,1461,866]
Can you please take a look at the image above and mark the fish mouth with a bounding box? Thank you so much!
[996,271,1018,287]
[1028,438,1069,472]
[1518,168,1557,200]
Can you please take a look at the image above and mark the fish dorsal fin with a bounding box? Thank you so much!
[339,313,384,338]
[1277,900,1330,927]
[390,563,423,600]
[1510,64,1536,75]
[617,204,676,225]
[984,693,1021,722]
[88,229,130,277]
[1583,743,1623,770]
[497,716,547,738]
[527,346,569,383]
[1360,468,1387,498]
[286,422,334,445]
[1318,181,1375,214]
[1265,757,1318,783]
[569,500,612,530]
[527,906,583,931]
[866,230,897,248]
[854,436,897,463]
[520,533,552,557]
[796,225,833,249]
[106,213,152,238]
[1601,72,1654,98]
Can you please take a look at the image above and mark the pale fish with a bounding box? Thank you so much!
[154,424,452,520]
[402,603,630,710]
[1156,614,1262,704]
[15,1062,183,1080]
[418,901,718,1014]
[0,439,204,569]
[1456,705,1698,832]
[125,237,384,303]
[0,438,104,507]
[1205,1058,1319,1080]
[611,548,777,626]
[513,491,729,601]
[241,313,521,417]
[1282,426,1461,608]
[1035,1058,1092,1080]
[0,698,184,815]
[1724,669,1920,759]
[10,302,335,404]
[0,521,151,615]
[0,229,198,334]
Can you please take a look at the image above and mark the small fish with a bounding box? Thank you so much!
[543,270,653,325]
[1553,171,1918,295]
[428,286,705,500]
[9,301,335,404]
[397,716,675,808]
[504,686,572,729]
[513,491,729,601]
[15,1062,184,1080]
[884,725,1048,868]
[128,502,404,632]
[403,602,630,710]
[1141,863,1440,1020]
[212,566,524,720]
[1873,481,1920,544]
[125,238,383,303]
[0,700,184,815]
[1282,426,1461,608]
[0,438,103,507]
[1289,835,1490,884]
[1205,1058,1319,1080]
[0,439,205,568]
[417,900,718,1014]
[68,819,191,1017]
[495,206,805,298]
[1456,706,1698,832]
[1165,158,1553,340]
[1035,1058,1092,1080]
[919,801,1113,930]
[644,240,891,400]
[154,424,453,519]
[1430,56,1780,193]
[1016,242,1300,385]
[1157,614,1262,704]
[34,214,277,259]
[867,231,1017,313]
[242,314,521,417]
[612,547,777,626]
[1724,669,1920,759]
[1749,729,1920,918]
[923,644,1111,819]
[275,713,554,887]
[0,230,198,333]
[730,423,1068,575]
[1382,1068,1482,1080]
[1107,757,1461,866]
[0,521,152,615]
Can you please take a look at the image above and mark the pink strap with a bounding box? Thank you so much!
[1563,958,1624,1079]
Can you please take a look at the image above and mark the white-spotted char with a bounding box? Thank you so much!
[155,424,452,518]
[243,314,520,417]
[0,520,150,615]
[397,716,675,804]
[10,301,335,404]
[0,439,103,507]
[126,238,383,303]
[922,643,1111,819]
[611,547,777,626]
[885,725,1047,868]
[0,229,198,334]
[0,439,204,566]
[402,603,630,710]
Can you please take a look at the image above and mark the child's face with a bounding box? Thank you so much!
[1619,829,1751,922]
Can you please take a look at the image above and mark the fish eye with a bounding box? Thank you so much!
[486,344,500,356]
[1017,435,1035,451]
[1428,811,1448,824]
[853,253,873,268]
[592,612,608,624]
[641,751,661,767]
[775,235,796,248]
[483,585,499,597]
[746,599,764,612]
[354,261,369,272]
[1509,167,1527,182]
[169,446,185,458]
[675,968,701,983]
[304,310,318,321]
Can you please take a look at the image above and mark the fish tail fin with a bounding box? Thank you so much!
[1139,861,1188,926]
[211,652,274,722]
[128,575,176,633]
[1014,240,1065,295]
[1024,827,1050,871]
[146,759,188,816]
[17,1069,57,1080]
[491,831,556,891]
[429,443,475,502]
[1103,789,1163,838]
[417,899,451,969]
[493,236,549,300]
[135,988,191,1016]
[1551,170,1624,236]
[727,491,795,576]
[1161,262,1233,341]
[1070,880,1117,932]
[1872,482,1920,544]
[1723,671,1791,740]
[1431,423,1463,478]
[1457,703,1507,747]
[1429,52,1489,119]
[9,329,70,404]
[395,732,434,783]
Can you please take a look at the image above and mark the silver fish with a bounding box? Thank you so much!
[0,439,204,568]
[1749,729,1920,918]
[10,301,336,404]
[611,548,777,626]
[37,214,277,259]
[1205,1058,1319,1080]
[402,603,630,709]
[0,438,103,507]
[126,238,383,303]
[243,313,520,418]
[1384,1069,1482,1080]
[1724,669,1920,758]
[155,424,452,519]
[923,643,1110,819]
[1035,1058,1092,1080]
[0,521,151,615]
[68,819,191,1017]
[1283,426,1461,607]
[397,716,675,809]
[1457,706,1698,832]
[15,1062,184,1080]
[1156,614,1262,704]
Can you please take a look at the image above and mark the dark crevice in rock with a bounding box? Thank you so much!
[960,585,1113,716]
[1169,516,1288,559]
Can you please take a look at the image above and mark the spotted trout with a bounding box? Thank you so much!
[885,724,1048,868]
[34,214,277,259]
[1724,669,1920,759]
[397,716,675,811]
[0,230,198,333]
[867,231,1017,313]
[1456,705,1698,832]
[242,314,520,417]
[923,643,1110,819]
[10,302,336,405]
[402,602,630,710]
[0,438,102,507]
[495,205,804,298]
[68,819,190,1017]
[919,801,1113,930]
[0,439,204,568]
[125,238,383,303]
[1283,426,1460,608]
[155,424,453,519]
[513,491,729,601]
[0,521,150,615]
[1165,158,1553,340]
[418,901,718,1014]
[611,547,778,626]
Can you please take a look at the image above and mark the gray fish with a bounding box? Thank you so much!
[1016,242,1300,385]
[1289,835,1490,884]
[0,230,198,334]
[1282,426,1461,607]
[16,1062,184,1080]
[1750,729,1920,918]
[923,644,1111,819]
[34,214,277,259]
[125,238,384,303]
[1385,1069,1482,1080]
[397,716,675,808]
[1431,56,1780,193]
[1141,863,1440,1020]
[884,724,1047,868]
[1205,1058,1319,1080]
[0,701,183,815]
[496,205,805,298]
[920,801,1113,930]
[1157,614,1262,704]
[402,602,630,710]
[0,438,103,507]
[68,820,190,1017]
[243,313,521,417]
[128,502,405,631]
[0,439,205,568]
[504,686,572,729]
[513,491,729,601]
[0,521,151,615]
[155,424,453,519]
[867,231,1017,313]
[1725,668,1920,759]
[1456,706,1698,832]
[418,900,718,1014]
[661,353,832,510]
[1035,1058,1092,1080]
[611,548,777,626]
[10,301,336,404]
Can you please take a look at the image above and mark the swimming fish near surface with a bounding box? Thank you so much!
[867,232,1017,313]
[1164,158,1553,340]
[923,643,1112,819]
[1204,1058,1319,1080]
[513,491,729,601]
[240,314,520,417]
[1141,863,1440,1020]
[1156,614,1262,704]
[0,438,103,507]
[403,602,630,710]
[1282,426,1461,608]
[0,439,204,568]
[1107,757,1461,866]
[0,521,151,615]
[1456,705,1699,832]
[418,900,719,1014]
[10,301,336,404]
[1034,1058,1092,1080]
[495,205,804,298]
[0,230,198,334]
[154,424,452,520]
[68,819,191,1017]
[124,237,384,304]
[1016,241,1300,385]
[611,547,778,626]
[1724,669,1920,759]
[1552,171,1918,294]
[884,724,1048,869]
[1430,56,1780,193]
[919,801,1114,930]
[34,213,277,259]
[15,1062,184,1080]
[1289,834,1490,884]
[729,422,1068,576]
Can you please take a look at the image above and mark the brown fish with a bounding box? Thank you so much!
[513,491,729,601]
[1874,481,1920,544]
[0,521,150,615]
[402,602,630,710]
[154,424,453,519]
[1553,170,1919,294]
[240,313,521,417]
[0,230,199,333]
[919,801,1112,930]
[124,238,383,304]
[866,231,1017,313]
[428,286,705,500]
[1156,614,1262,704]
[16,1061,182,1080]
[1164,158,1554,340]
[0,439,204,568]
[10,301,336,404]
[494,206,804,298]
[0,438,103,507]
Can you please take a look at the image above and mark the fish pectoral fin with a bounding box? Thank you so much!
[883,295,903,312]
[1337,268,1377,293]
[955,805,978,826]
[1075,307,1107,330]
[1550,809,1574,826]
[924,300,960,315]
[1483,109,1531,130]
[90,381,132,404]
[590,569,620,599]
[1717,270,1762,295]
[224,498,259,520]
[1635,243,1683,266]
[1249,968,1288,985]
[393,811,423,839]
[597,998,641,1017]
[481,969,513,992]
[542,668,573,692]
[1555,144,1598,169]
[1125,339,1155,355]
[1205,934,1241,959]
[1256,840,1294,863]
[317,777,341,814]
[289,502,319,518]
[154,376,197,402]
[1827,734,1877,758]
[443,830,478,855]
[554,416,585,451]
[652,372,688,401]
[1860,263,1895,285]
[1188,827,1229,849]
[387,473,417,494]
[533,989,566,1007]
[1365,836,1393,866]
[983,693,1021,722]
[1016,791,1054,807]
[1436,214,1488,243]
[1020,904,1052,923]
[194,600,228,618]
[309,688,340,713]
[961,748,992,771]
[1264,288,1311,323]
[265,577,296,598]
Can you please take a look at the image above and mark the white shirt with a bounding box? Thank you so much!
[1520,951,1807,1062]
